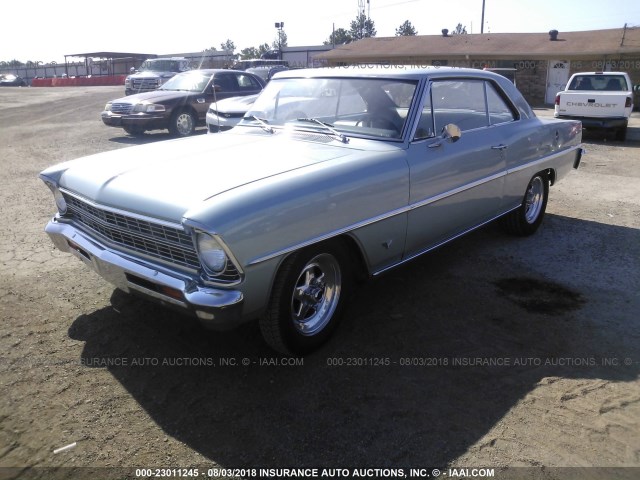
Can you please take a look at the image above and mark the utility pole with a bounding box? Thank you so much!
[481,0,486,34]
[358,0,370,19]
[275,22,284,60]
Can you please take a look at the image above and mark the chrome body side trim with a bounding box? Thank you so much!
[408,170,507,212]
[505,146,579,175]
[247,145,581,267]
[372,204,521,276]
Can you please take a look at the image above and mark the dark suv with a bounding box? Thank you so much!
[102,69,265,137]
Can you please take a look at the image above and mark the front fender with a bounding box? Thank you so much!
[183,149,410,271]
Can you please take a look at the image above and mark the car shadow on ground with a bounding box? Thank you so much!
[68,214,640,468]
[582,129,640,145]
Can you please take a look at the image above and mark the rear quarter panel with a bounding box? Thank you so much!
[503,116,582,211]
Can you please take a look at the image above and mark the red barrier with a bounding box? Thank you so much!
[31,75,126,87]
[31,78,53,87]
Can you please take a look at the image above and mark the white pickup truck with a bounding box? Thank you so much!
[554,71,634,141]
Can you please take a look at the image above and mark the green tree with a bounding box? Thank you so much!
[324,28,352,45]
[239,43,272,60]
[273,29,288,50]
[220,39,236,54]
[349,13,376,40]
[395,20,417,36]
[240,47,259,60]
[8,59,24,67]
[452,23,468,35]
[258,43,271,57]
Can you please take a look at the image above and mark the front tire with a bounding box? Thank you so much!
[503,173,549,236]
[260,240,352,356]
[169,109,196,137]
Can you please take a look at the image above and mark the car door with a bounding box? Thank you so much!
[232,72,264,97]
[404,78,514,258]
[204,73,241,121]
[185,73,222,122]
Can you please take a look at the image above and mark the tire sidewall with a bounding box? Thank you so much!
[266,241,352,355]
[170,109,195,137]
[521,174,549,233]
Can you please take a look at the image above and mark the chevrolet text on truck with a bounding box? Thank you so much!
[555,71,634,141]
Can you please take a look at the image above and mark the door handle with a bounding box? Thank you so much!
[491,144,508,150]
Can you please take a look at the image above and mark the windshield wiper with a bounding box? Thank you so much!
[245,115,274,134]
[295,118,349,144]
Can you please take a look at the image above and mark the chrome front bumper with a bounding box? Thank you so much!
[45,218,244,329]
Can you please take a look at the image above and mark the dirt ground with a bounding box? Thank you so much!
[0,86,639,480]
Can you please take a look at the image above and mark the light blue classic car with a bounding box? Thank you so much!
[40,66,583,355]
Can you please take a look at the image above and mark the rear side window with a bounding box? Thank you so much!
[214,74,237,92]
[414,79,516,140]
[486,83,515,125]
[236,74,262,91]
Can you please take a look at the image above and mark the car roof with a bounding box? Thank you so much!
[179,69,248,75]
[271,65,535,119]
[273,65,509,81]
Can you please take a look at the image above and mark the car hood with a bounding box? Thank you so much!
[211,94,259,112]
[129,71,176,78]
[112,89,196,104]
[42,132,358,223]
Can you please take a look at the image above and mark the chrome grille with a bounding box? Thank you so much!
[111,103,133,114]
[64,194,199,270]
[62,193,242,283]
[209,109,245,118]
[132,78,159,91]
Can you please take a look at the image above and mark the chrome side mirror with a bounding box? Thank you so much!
[441,123,461,143]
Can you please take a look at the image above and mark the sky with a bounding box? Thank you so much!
[2,0,640,63]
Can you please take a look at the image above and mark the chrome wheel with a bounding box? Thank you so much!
[260,241,352,355]
[291,254,342,336]
[173,111,195,136]
[524,176,544,224]
[502,173,549,237]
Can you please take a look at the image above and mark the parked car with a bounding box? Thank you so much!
[0,74,27,87]
[246,65,289,82]
[41,66,583,355]
[124,57,190,96]
[555,71,634,140]
[102,69,265,137]
[206,94,259,132]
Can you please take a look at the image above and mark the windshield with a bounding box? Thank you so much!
[159,72,211,92]
[139,59,181,72]
[241,77,418,140]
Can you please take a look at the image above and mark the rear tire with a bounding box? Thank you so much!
[503,173,549,236]
[616,125,627,142]
[260,240,353,356]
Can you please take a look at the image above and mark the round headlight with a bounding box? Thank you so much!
[196,233,228,274]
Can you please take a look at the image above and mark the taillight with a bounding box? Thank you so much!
[555,94,561,106]
[625,97,632,108]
